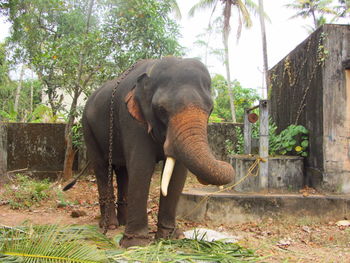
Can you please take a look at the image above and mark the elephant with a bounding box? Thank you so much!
[82,57,235,248]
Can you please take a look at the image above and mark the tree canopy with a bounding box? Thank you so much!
[1,0,183,115]
[211,74,260,123]
[189,0,258,123]
[0,0,183,179]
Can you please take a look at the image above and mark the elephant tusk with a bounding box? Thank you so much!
[161,157,176,197]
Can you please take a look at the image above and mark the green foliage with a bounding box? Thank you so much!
[3,0,183,118]
[270,124,309,157]
[0,42,9,86]
[103,0,183,72]
[208,112,225,123]
[225,127,244,155]
[0,103,61,123]
[110,237,257,262]
[211,74,260,123]
[334,0,350,18]
[285,0,337,31]
[233,119,309,157]
[72,122,83,149]
[0,225,109,262]
[0,224,257,263]
[0,102,17,122]
[2,174,52,209]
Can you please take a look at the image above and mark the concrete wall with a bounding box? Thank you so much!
[207,123,242,162]
[0,122,238,180]
[0,122,67,179]
[269,24,350,193]
[230,155,304,192]
[322,26,350,193]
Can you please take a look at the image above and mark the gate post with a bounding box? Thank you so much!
[243,109,252,154]
[259,100,269,189]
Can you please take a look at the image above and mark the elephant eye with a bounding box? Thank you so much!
[155,105,168,123]
[159,106,167,115]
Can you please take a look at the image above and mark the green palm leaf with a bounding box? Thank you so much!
[0,225,109,263]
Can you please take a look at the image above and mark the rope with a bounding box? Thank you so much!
[182,157,266,219]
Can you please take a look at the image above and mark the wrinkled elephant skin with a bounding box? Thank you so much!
[82,57,235,248]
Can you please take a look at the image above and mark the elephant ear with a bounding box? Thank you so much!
[124,72,154,135]
[125,87,146,124]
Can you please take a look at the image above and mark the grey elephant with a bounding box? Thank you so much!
[82,57,235,248]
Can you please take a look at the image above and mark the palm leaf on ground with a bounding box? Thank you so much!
[0,225,109,263]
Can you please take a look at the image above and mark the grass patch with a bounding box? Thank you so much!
[2,174,52,209]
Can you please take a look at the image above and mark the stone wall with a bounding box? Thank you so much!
[269,24,350,193]
[0,122,239,180]
[0,122,68,180]
[208,123,242,162]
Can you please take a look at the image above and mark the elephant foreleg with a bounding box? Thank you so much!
[119,151,156,248]
[156,162,187,240]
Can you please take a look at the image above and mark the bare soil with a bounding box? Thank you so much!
[1,173,349,262]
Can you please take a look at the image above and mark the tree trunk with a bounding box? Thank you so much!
[62,89,80,180]
[62,0,94,180]
[258,0,269,98]
[223,33,237,123]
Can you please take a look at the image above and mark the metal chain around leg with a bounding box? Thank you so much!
[103,60,145,234]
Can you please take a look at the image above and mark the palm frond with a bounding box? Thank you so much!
[109,238,258,262]
[0,225,109,263]
[168,0,182,20]
[208,0,220,28]
[188,0,218,17]
[237,0,252,28]
[236,9,243,41]
[244,0,259,16]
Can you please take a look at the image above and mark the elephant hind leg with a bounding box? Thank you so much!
[83,122,118,230]
[94,161,118,230]
[115,166,128,226]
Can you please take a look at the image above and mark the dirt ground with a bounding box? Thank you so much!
[1,172,349,263]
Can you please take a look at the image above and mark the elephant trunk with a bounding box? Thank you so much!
[163,106,235,186]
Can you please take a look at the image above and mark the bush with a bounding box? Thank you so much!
[232,120,309,157]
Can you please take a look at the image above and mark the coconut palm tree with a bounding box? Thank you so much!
[334,0,350,19]
[189,0,257,123]
[258,0,269,98]
[286,0,336,31]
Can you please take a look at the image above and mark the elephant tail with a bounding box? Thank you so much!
[63,160,91,191]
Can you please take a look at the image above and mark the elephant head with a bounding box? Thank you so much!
[125,57,235,195]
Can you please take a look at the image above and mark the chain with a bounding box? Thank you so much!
[103,60,145,233]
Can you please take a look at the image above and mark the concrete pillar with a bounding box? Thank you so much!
[259,100,269,189]
[244,109,252,154]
